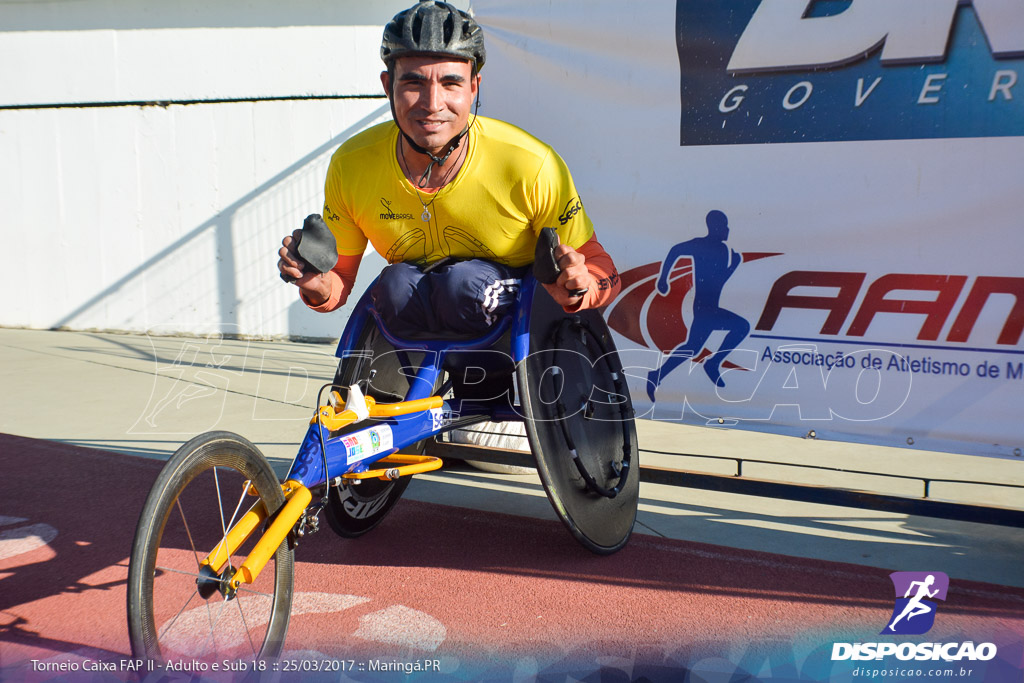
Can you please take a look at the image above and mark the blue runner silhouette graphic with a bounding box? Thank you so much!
[648,210,749,399]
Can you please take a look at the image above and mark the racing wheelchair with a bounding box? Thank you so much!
[126,230,639,662]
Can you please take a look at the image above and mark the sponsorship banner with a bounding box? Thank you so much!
[678,0,1024,145]
[477,0,1024,458]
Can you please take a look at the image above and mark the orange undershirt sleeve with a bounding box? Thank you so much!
[299,253,363,313]
[564,234,622,312]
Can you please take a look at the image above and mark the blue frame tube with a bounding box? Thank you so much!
[285,397,507,489]
[287,273,539,491]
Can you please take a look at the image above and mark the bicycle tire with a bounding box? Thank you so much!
[127,431,294,662]
[517,290,639,555]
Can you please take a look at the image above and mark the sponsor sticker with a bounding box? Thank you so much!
[429,407,459,432]
[343,425,395,465]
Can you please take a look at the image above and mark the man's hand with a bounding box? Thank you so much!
[541,243,593,307]
[278,230,331,306]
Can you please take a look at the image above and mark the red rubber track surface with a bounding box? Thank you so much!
[1,433,1022,681]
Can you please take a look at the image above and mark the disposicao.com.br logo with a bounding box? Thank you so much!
[831,571,998,664]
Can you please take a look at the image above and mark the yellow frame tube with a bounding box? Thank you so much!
[229,480,311,590]
[342,453,443,480]
[368,396,443,417]
[201,505,268,574]
[310,394,446,432]
[199,480,294,573]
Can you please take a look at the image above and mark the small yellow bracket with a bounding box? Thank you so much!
[342,453,443,481]
[311,403,364,431]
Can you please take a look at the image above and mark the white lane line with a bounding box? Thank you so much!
[0,520,58,562]
[353,604,446,652]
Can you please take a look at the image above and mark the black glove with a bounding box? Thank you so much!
[533,227,588,297]
[280,214,338,283]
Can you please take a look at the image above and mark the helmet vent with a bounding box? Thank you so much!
[411,13,423,43]
[443,13,455,44]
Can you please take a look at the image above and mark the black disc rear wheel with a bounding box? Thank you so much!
[518,288,639,554]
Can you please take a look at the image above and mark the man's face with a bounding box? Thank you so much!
[382,56,479,155]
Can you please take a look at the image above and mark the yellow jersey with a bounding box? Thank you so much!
[322,116,594,268]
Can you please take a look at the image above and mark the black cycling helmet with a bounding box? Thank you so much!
[381,1,486,73]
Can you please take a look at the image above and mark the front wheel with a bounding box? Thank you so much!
[127,431,294,663]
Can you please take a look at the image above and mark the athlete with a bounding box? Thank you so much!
[277,0,620,342]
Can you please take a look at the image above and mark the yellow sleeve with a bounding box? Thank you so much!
[530,148,594,250]
[323,151,369,257]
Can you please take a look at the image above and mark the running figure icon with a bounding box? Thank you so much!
[887,574,940,632]
[647,209,749,399]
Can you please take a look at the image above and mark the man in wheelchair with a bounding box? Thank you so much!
[127,8,638,662]
[272,1,638,556]
[276,0,621,350]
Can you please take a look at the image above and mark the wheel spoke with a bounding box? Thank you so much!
[233,592,259,657]
[157,587,200,643]
[175,498,201,569]
[214,467,227,544]
[235,584,275,598]
[202,597,220,658]
[223,480,254,542]
[154,565,209,581]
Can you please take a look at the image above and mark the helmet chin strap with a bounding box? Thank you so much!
[389,86,482,188]
[401,128,466,188]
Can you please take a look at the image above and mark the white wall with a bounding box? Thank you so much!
[0,0,467,339]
